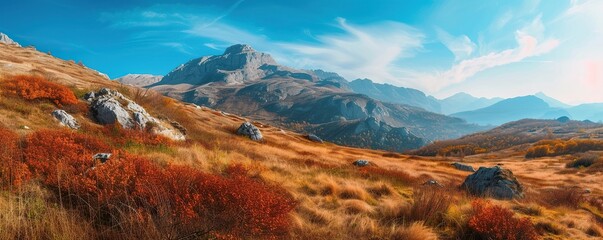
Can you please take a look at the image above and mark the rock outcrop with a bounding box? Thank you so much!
[0,33,20,47]
[461,166,523,200]
[307,134,323,143]
[236,122,263,141]
[451,162,476,172]
[87,88,185,141]
[52,110,80,129]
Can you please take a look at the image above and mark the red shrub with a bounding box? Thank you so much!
[4,74,78,107]
[0,127,31,188]
[24,129,111,186]
[23,129,295,238]
[468,200,538,240]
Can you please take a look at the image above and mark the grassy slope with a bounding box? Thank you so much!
[1,43,603,239]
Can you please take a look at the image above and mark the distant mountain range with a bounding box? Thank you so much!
[115,74,162,87]
[137,44,483,151]
[115,43,603,150]
[451,94,603,126]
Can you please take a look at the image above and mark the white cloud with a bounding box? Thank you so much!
[435,28,476,61]
[278,18,424,82]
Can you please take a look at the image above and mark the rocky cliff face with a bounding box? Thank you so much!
[0,33,20,47]
[149,44,482,151]
[157,44,278,86]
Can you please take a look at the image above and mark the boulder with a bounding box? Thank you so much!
[353,159,370,167]
[52,110,80,129]
[237,122,263,141]
[87,88,185,141]
[307,134,324,143]
[451,162,476,172]
[461,166,523,200]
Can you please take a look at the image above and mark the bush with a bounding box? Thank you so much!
[0,127,31,188]
[3,74,78,107]
[566,153,600,168]
[526,139,603,158]
[540,187,584,208]
[468,200,538,240]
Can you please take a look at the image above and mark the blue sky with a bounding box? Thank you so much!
[1,0,602,104]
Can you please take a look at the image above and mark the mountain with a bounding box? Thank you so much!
[439,92,502,115]
[0,33,20,46]
[114,74,162,87]
[348,78,441,113]
[567,103,603,122]
[451,95,569,126]
[535,92,571,108]
[149,44,483,151]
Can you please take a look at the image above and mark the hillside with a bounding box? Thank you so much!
[413,118,603,156]
[2,38,603,240]
[147,44,482,151]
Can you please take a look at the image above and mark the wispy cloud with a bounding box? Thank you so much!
[278,18,424,82]
[435,28,476,61]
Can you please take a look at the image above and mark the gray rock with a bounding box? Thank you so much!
[52,110,80,129]
[88,88,185,141]
[422,179,443,187]
[461,166,523,200]
[93,153,112,163]
[83,92,95,102]
[353,159,370,167]
[451,162,476,172]
[236,122,263,141]
[307,134,323,143]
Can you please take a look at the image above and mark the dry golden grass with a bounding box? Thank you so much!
[2,42,603,239]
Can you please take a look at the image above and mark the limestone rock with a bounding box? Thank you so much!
[236,122,263,141]
[52,110,80,129]
[461,166,523,200]
[87,88,185,141]
[114,74,163,87]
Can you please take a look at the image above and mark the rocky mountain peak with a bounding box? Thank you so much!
[0,33,20,47]
[224,44,255,54]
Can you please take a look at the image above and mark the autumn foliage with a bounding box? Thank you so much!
[526,139,603,158]
[0,127,31,188]
[468,200,538,240]
[21,129,295,238]
[3,74,78,107]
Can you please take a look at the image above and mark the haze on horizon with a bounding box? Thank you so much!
[1,0,601,104]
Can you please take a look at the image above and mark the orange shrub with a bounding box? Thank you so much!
[468,200,538,240]
[4,74,78,107]
[0,127,31,188]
